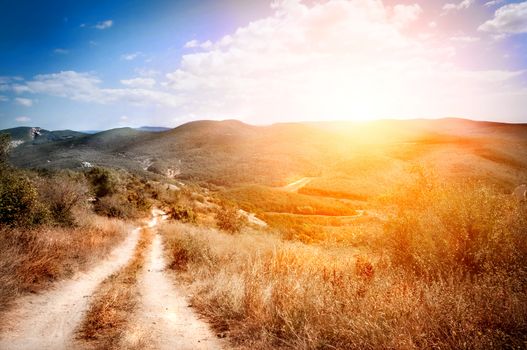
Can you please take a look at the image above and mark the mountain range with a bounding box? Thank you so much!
[2,118,526,194]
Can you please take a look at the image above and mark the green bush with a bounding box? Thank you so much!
[93,195,134,219]
[126,190,151,214]
[167,206,196,223]
[86,167,117,198]
[0,169,49,227]
[0,133,9,167]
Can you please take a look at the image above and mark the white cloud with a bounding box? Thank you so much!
[6,0,525,123]
[450,35,480,42]
[94,20,113,30]
[19,71,178,107]
[120,77,156,88]
[200,40,213,49]
[15,97,33,106]
[15,116,31,123]
[121,52,142,61]
[392,4,422,27]
[54,48,69,54]
[184,40,199,48]
[0,76,16,91]
[0,95,8,102]
[479,2,527,34]
[184,40,214,49]
[135,68,160,78]
[162,0,523,122]
[442,0,474,13]
[12,85,30,94]
[484,0,504,7]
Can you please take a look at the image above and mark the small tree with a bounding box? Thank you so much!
[168,206,196,223]
[38,177,88,226]
[94,195,134,219]
[0,171,48,227]
[215,205,246,233]
[0,133,9,167]
[86,167,117,198]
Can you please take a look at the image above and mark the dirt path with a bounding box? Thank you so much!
[282,177,314,192]
[131,233,223,350]
[0,228,140,350]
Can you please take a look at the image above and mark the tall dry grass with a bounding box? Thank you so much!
[0,213,128,315]
[162,180,527,349]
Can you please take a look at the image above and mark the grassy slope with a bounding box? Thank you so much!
[221,185,357,216]
[0,214,127,315]
[7,119,527,190]
[162,179,527,349]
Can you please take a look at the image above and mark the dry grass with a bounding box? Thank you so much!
[0,213,127,316]
[162,180,527,349]
[259,212,383,244]
[76,227,152,349]
[222,185,357,216]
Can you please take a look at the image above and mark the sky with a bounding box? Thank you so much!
[0,0,527,130]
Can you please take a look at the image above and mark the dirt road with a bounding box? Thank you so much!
[130,233,222,349]
[0,228,141,350]
[282,177,314,192]
[0,209,223,350]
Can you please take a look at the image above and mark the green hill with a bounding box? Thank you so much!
[5,119,527,192]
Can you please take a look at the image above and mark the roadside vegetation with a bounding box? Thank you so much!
[162,173,527,349]
[0,134,181,318]
[2,119,527,349]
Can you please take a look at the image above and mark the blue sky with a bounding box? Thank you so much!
[0,0,526,130]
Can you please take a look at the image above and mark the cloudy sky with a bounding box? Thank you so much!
[0,0,526,130]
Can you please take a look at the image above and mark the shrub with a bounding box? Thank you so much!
[164,225,215,271]
[215,205,245,233]
[167,206,196,223]
[86,167,117,198]
[0,169,49,227]
[382,177,527,277]
[0,133,9,167]
[37,176,88,226]
[126,189,151,213]
[94,195,134,219]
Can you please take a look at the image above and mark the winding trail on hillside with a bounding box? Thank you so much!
[128,229,223,349]
[280,178,388,222]
[0,228,141,350]
[282,177,314,192]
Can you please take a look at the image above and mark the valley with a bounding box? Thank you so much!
[3,0,527,348]
[0,118,526,349]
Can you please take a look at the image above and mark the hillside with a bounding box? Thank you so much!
[0,127,86,147]
[1,119,526,349]
[4,118,527,191]
[4,127,158,171]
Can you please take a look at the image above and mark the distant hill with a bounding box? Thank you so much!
[79,127,170,134]
[5,119,527,191]
[0,127,86,146]
[135,126,171,132]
